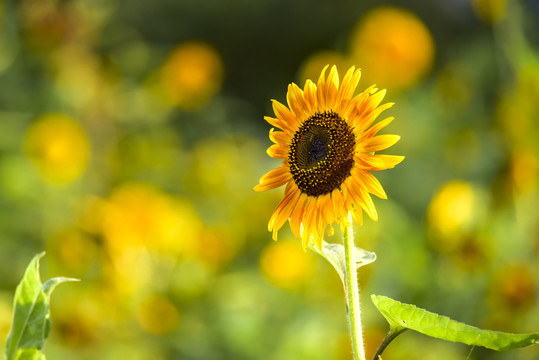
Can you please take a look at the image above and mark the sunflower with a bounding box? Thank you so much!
[254,65,404,249]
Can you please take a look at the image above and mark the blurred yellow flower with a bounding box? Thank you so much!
[298,50,353,86]
[427,181,480,252]
[24,113,90,184]
[472,0,507,24]
[136,293,180,335]
[159,41,223,109]
[103,182,202,258]
[349,7,434,91]
[101,183,204,298]
[260,240,314,289]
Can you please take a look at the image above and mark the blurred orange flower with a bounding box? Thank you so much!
[349,7,434,91]
[489,263,536,313]
[159,41,223,109]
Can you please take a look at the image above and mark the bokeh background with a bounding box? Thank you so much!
[0,0,538,359]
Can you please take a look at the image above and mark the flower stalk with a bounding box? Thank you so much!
[343,212,366,360]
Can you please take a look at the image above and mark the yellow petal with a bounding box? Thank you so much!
[290,193,307,239]
[269,128,290,145]
[356,154,405,170]
[254,166,291,191]
[350,207,363,226]
[267,144,288,159]
[303,79,318,114]
[346,84,378,118]
[356,171,387,199]
[272,100,299,130]
[331,188,346,220]
[345,181,378,221]
[264,116,288,132]
[361,134,401,152]
[325,65,339,110]
[320,194,335,226]
[316,65,329,111]
[352,102,394,133]
[335,66,361,114]
[269,186,301,239]
[360,189,378,221]
[287,83,310,123]
[301,197,316,248]
[360,117,394,140]
[314,197,326,247]
[356,188,378,222]
[367,89,387,109]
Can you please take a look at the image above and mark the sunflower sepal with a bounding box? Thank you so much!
[308,240,376,288]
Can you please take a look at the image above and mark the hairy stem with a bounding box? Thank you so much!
[344,212,366,360]
[372,328,407,360]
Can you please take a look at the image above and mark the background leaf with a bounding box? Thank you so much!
[5,253,78,360]
[372,295,539,351]
[14,348,46,360]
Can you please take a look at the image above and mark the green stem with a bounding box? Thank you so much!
[372,328,407,360]
[344,212,366,360]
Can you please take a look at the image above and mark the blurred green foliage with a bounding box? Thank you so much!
[0,0,538,359]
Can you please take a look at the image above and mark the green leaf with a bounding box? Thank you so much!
[5,252,79,360]
[372,295,539,351]
[309,241,376,285]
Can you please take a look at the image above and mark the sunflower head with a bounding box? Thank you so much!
[255,65,404,249]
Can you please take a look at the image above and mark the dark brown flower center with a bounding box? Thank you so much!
[288,111,355,196]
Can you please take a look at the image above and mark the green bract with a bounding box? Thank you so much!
[309,240,376,286]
